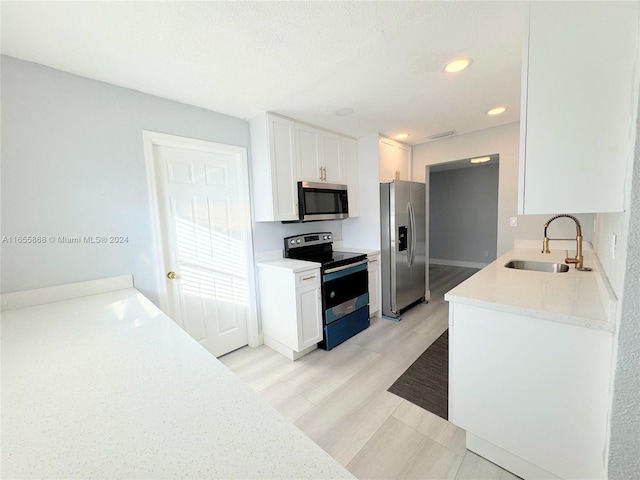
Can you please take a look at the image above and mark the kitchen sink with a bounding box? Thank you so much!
[504,260,570,273]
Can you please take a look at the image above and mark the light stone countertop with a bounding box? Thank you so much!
[334,247,381,256]
[1,288,353,479]
[257,258,321,272]
[444,248,617,332]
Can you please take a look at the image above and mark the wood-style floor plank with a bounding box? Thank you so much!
[222,264,519,479]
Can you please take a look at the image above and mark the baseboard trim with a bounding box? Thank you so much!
[429,258,489,269]
[466,433,560,480]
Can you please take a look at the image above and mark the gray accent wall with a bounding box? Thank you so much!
[0,55,342,304]
[429,164,499,265]
[1,56,249,303]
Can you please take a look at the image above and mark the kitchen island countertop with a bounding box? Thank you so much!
[1,287,353,479]
[445,247,617,332]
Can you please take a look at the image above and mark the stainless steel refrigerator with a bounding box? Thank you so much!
[380,180,427,319]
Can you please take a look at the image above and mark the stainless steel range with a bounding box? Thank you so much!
[284,232,370,350]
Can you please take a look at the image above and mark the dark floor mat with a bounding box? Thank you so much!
[388,330,448,420]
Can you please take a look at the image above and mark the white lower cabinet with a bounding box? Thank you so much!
[257,261,322,360]
[367,253,381,317]
[449,302,613,480]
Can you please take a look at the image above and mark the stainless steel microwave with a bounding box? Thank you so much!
[297,181,349,222]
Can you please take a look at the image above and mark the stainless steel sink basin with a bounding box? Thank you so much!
[504,260,570,273]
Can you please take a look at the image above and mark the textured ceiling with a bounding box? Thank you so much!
[1,1,525,145]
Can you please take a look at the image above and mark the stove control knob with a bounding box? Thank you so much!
[327,235,332,240]
[330,291,336,299]
[290,239,296,245]
[296,239,301,244]
[323,235,328,240]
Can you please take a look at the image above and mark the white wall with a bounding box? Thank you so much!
[0,56,252,305]
[604,94,640,478]
[412,122,595,256]
[252,221,343,254]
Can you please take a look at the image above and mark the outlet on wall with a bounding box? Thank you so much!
[483,251,489,257]
[611,233,617,259]
[510,217,518,227]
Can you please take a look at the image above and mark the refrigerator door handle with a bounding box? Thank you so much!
[408,201,416,267]
[407,202,413,266]
[412,203,417,266]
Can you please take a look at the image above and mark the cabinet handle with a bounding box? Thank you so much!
[301,275,317,281]
[319,166,323,180]
[322,166,327,181]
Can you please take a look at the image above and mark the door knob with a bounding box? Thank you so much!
[167,271,177,279]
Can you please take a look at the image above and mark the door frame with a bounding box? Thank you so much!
[142,130,260,348]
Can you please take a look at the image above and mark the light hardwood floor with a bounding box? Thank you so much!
[221,264,520,479]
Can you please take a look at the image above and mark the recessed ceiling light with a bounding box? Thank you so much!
[487,106,507,116]
[470,156,491,164]
[335,108,354,116]
[444,57,472,73]
[395,133,410,140]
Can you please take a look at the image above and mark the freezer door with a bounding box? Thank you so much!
[392,181,413,311]
[409,181,426,302]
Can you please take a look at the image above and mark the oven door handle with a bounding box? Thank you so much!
[323,259,368,274]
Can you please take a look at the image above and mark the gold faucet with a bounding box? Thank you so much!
[542,214,592,271]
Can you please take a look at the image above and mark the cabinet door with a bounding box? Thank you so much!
[519,2,638,214]
[296,283,323,350]
[368,255,380,316]
[297,125,323,182]
[264,114,298,221]
[342,137,359,218]
[379,139,397,183]
[321,132,345,184]
[397,145,411,181]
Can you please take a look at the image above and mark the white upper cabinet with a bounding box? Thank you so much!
[296,124,345,184]
[321,132,344,184]
[379,137,411,183]
[342,137,360,218]
[296,124,323,182]
[396,144,411,181]
[250,112,359,221]
[250,113,299,222]
[519,2,639,214]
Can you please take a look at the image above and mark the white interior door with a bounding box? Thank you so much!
[149,138,252,357]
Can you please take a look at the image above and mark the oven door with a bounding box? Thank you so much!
[299,181,349,221]
[322,260,369,324]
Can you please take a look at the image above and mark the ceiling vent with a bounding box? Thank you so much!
[427,130,456,140]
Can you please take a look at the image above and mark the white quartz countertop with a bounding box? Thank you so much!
[445,248,617,332]
[257,258,321,272]
[1,288,353,479]
[333,246,381,256]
